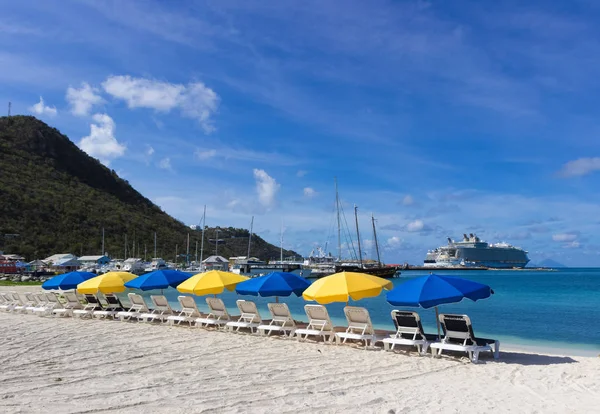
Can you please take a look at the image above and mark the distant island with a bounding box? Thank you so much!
[528,259,566,268]
[0,116,297,262]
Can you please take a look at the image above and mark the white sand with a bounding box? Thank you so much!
[1,287,599,413]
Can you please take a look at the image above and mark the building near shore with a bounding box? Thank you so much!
[202,255,229,271]
[78,255,110,267]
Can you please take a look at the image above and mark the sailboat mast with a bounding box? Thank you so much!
[280,218,284,262]
[101,227,105,255]
[354,205,363,267]
[335,177,342,260]
[186,233,190,265]
[199,205,206,267]
[124,234,128,259]
[247,216,254,258]
[372,213,382,266]
[154,232,157,258]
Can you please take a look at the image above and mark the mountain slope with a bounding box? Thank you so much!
[0,116,297,261]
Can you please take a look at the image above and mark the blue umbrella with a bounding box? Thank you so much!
[386,274,493,337]
[235,272,311,302]
[42,271,97,290]
[124,269,191,291]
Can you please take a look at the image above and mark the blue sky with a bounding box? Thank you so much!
[3,0,600,266]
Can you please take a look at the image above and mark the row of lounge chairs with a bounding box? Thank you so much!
[0,290,500,363]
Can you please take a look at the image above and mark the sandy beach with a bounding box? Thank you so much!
[1,287,599,413]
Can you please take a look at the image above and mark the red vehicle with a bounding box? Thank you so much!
[0,261,18,274]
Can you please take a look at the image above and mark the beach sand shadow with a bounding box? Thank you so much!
[497,351,577,366]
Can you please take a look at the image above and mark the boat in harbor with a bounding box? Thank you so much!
[424,233,530,269]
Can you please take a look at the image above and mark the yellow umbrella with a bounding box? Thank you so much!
[176,270,249,296]
[77,271,137,294]
[302,271,393,304]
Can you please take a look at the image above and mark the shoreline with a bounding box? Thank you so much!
[2,285,598,359]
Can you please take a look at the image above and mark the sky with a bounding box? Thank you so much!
[2,0,600,266]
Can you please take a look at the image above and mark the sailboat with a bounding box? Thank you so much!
[333,181,400,279]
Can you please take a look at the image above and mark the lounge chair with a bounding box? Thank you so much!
[195,297,231,329]
[29,293,49,314]
[19,292,39,313]
[52,291,83,317]
[93,294,125,319]
[334,306,377,349]
[167,296,201,326]
[139,295,175,323]
[257,303,297,337]
[12,292,35,313]
[294,304,335,343]
[33,292,63,316]
[3,292,22,312]
[73,294,103,318]
[9,292,26,312]
[430,314,500,363]
[116,293,151,321]
[0,292,10,311]
[382,310,438,354]
[225,300,262,333]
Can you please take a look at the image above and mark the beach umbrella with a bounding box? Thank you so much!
[302,271,393,304]
[42,271,97,290]
[176,270,249,296]
[124,269,190,291]
[77,271,137,294]
[385,273,493,338]
[235,271,311,302]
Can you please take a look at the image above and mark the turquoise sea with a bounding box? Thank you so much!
[127,268,600,356]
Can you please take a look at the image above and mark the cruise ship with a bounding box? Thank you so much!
[424,233,530,269]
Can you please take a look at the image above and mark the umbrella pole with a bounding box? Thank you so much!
[276,296,279,303]
[435,306,441,340]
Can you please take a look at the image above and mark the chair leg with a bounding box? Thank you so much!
[493,341,500,360]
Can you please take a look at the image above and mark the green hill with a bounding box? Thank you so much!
[0,116,298,262]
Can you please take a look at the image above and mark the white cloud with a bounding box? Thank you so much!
[78,113,126,165]
[29,96,57,116]
[194,149,217,160]
[552,233,578,242]
[402,195,414,205]
[387,236,403,247]
[296,170,308,177]
[303,187,316,198]
[253,169,280,208]
[66,82,103,116]
[559,158,600,177]
[102,75,219,133]
[158,157,172,171]
[564,241,581,249]
[406,219,425,232]
[146,146,155,156]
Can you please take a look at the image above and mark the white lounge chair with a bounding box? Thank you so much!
[52,291,83,317]
[334,306,376,349]
[29,293,49,314]
[12,292,36,313]
[33,292,62,316]
[294,304,335,343]
[167,296,201,326]
[20,292,39,313]
[195,297,231,329]
[382,310,438,355]
[9,292,26,312]
[225,300,262,333]
[258,303,297,337]
[3,292,22,312]
[73,294,103,318]
[0,292,11,311]
[117,293,151,321]
[93,294,125,319]
[430,314,500,363]
[139,295,175,323]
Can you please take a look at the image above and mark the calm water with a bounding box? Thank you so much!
[122,268,600,355]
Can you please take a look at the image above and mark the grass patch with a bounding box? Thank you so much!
[0,280,43,286]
